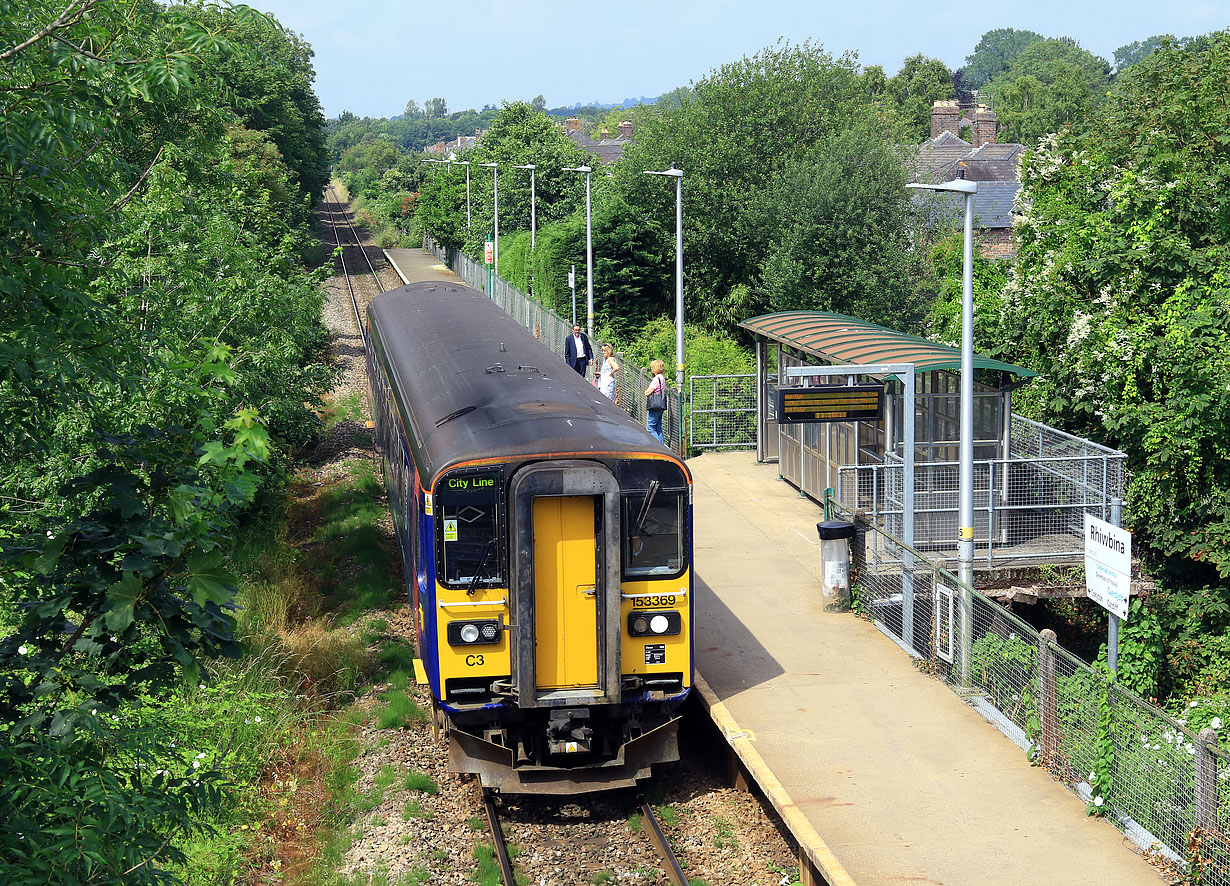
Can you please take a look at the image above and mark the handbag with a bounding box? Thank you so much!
[646,381,667,412]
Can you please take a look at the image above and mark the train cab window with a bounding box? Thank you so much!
[622,486,685,578]
[438,471,503,587]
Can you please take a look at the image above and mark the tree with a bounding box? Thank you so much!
[882,54,956,141]
[601,40,889,334]
[425,96,448,118]
[404,98,423,118]
[992,33,1230,691]
[1113,35,1174,73]
[964,28,1045,88]
[531,94,546,112]
[984,38,1111,144]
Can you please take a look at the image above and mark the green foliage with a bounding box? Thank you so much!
[879,54,956,141]
[921,233,1010,348]
[969,630,1037,725]
[1117,600,1164,699]
[983,38,1112,144]
[963,27,1046,87]
[1085,669,1116,817]
[995,34,1230,675]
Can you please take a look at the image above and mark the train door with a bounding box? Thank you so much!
[532,496,598,688]
[510,461,622,706]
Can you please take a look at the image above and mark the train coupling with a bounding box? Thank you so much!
[546,707,593,755]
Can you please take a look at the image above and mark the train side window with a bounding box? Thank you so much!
[622,491,685,578]
[438,471,502,587]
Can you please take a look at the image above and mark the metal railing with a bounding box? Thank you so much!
[836,498,1228,880]
[422,235,684,453]
[689,374,756,449]
[836,451,1126,565]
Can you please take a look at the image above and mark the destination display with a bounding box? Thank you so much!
[777,384,885,424]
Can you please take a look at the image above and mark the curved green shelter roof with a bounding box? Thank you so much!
[740,311,1036,378]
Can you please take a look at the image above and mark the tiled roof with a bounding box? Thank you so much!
[914,134,1026,186]
[972,182,1020,228]
[566,129,629,164]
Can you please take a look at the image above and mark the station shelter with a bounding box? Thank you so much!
[739,311,1125,565]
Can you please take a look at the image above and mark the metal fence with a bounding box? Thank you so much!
[422,236,684,453]
[835,415,1126,566]
[836,498,1230,881]
[689,374,757,449]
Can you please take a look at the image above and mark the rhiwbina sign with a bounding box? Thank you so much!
[1084,514,1131,620]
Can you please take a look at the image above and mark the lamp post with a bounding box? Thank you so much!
[480,162,498,273]
[644,166,685,428]
[908,176,977,678]
[453,160,471,230]
[512,164,536,249]
[564,165,593,335]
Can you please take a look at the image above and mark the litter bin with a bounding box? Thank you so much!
[817,520,855,610]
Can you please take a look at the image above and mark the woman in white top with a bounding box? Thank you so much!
[597,344,619,401]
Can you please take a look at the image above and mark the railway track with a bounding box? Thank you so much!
[481,787,691,886]
[320,183,399,339]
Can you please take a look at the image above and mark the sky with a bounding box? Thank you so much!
[249,0,1230,120]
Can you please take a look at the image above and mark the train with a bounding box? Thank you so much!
[364,280,693,794]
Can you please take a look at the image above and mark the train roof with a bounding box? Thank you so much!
[368,282,684,483]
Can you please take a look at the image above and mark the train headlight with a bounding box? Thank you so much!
[627,610,681,637]
[447,619,502,646]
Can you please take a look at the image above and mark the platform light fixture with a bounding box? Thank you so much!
[563,165,593,335]
[907,176,977,679]
[480,162,498,272]
[644,166,685,437]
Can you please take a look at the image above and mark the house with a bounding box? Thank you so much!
[424,129,485,155]
[562,116,632,165]
[913,101,1026,259]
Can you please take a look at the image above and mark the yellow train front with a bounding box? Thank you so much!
[366,281,692,794]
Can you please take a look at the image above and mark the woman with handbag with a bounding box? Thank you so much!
[644,359,667,443]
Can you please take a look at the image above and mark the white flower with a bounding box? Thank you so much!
[1089,771,1096,782]
[1190,700,1199,708]
[1094,796,1104,807]
[254,715,262,724]
[1187,744,1196,754]
[17,645,27,655]
[192,760,200,769]
[195,752,206,760]
[89,708,96,716]
[46,531,53,538]
[1213,717,1223,730]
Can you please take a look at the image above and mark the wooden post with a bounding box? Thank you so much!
[797,847,823,886]
[1039,628,1058,767]
[1197,727,1219,833]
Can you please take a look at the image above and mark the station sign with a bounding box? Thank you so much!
[1084,514,1131,620]
[776,384,884,424]
[484,241,494,264]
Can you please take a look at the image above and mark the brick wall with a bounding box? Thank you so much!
[978,226,1016,260]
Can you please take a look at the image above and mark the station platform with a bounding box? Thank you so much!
[377,244,1161,883]
[383,246,457,284]
[688,449,1164,886]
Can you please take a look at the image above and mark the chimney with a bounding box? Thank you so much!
[930,99,960,139]
[617,120,633,139]
[972,105,997,148]
[599,128,611,141]
[566,116,580,133]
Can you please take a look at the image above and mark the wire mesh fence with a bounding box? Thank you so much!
[836,496,1227,879]
[689,374,756,449]
[421,236,684,452]
[837,453,1125,566]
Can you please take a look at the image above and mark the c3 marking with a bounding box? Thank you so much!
[465,654,485,666]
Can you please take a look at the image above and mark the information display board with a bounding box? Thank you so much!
[776,384,884,424]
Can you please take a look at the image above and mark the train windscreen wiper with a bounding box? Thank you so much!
[466,537,498,596]
[632,480,661,537]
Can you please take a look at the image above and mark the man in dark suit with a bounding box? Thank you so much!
[564,323,592,376]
